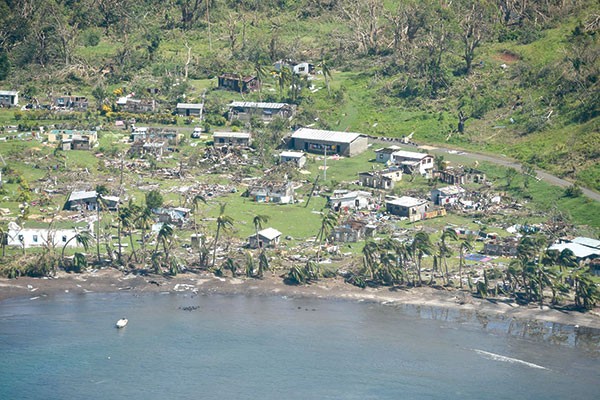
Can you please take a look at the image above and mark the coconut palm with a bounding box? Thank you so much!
[155,223,174,264]
[411,231,433,286]
[317,57,332,97]
[252,214,270,249]
[60,231,92,267]
[0,224,8,258]
[121,202,140,263]
[223,257,238,277]
[244,251,255,277]
[257,251,270,278]
[438,228,458,285]
[458,238,473,288]
[316,211,338,261]
[72,252,87,273]
[361,240,380,280]
[277,65,292,98]
[211,203,234,269]
[254,63,268,100]
[136,206,154,256]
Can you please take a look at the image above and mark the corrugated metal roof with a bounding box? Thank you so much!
[392,150,430,160]
[213,131,251,139]
[280,151,305,158]
[291,127,362,144]
[435,186,466,195]
[549,243,600,259]
[68,191,96,201]
[257,227,282,240]
[229,101,288,109]
[386,196,427,208]
[572,237,600,249]
[0,90,18,95]
[176,103,203,109]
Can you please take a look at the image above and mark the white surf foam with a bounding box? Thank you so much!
[473,349,548,370]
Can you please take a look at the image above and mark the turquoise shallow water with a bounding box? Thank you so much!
[0,292,598,400]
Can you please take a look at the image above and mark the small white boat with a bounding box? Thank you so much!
[115,318,128,329]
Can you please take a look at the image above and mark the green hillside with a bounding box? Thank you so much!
[0,0,598,189]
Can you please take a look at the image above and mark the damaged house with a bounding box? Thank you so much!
[228,101,296,122]
[64,190,119,211]
[279,151,307,168]
[328,190,372,211]
[246,181,295,204]
[390,150,434,177]
[218,74,260,93]
[331,218,376,243]
[431,185,466,206]
[358,168,403,190]
[6,222,86,249]
[213,131,252,147]
[433,167,486,185]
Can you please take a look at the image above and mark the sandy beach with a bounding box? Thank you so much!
[1,269,599,330]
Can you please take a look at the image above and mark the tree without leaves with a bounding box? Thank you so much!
[211,203,234,270]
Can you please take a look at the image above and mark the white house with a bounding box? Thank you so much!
[6,222,82,249]
[329,190,372,211]
[390,150,434,177]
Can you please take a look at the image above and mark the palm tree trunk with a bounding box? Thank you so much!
[212,225,221,269]
[128,229,137,263]
[96,207,101,263]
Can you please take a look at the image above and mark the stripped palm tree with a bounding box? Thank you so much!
[254,63,268,101]
[155,223,174,264]
[252,214,270,249]
[458,238,473,289]
[316,211,338,261]
[317,57,332,97]
[136,206,154,257]
[439,228,458,285]
[211,203,234,270]
[411,231,433,286]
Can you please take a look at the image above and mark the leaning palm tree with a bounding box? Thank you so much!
[61,231,92,267]
[361,240,380,280]
[155,224,174,264]
[411,231,433,286]
[252,214,270,249]
[458,238,473,289]
[211,203,234,269]
[316,211,338,261]
[136,206,154,256]
[439,228,458,285]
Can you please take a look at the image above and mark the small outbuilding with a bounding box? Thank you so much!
[279,151,307,168]
[248,227,282,249]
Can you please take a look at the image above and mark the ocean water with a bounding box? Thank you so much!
[0,292,598,400]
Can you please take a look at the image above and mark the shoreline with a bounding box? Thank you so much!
[1,269,600,330]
